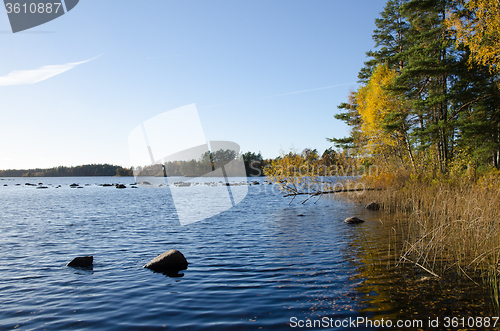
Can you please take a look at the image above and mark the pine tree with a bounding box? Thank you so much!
[450,47,500,168]
[390,0,462,172]
[328,90,363,151]
[358,0,411,83]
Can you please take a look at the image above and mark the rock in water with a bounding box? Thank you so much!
[366,202,380,211]
[67,256,93,268]
[344,217,364,224]
[144,250,188,272]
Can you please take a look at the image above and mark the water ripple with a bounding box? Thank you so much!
[0,176,494,330]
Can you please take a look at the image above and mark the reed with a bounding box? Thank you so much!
[345,169,500,284]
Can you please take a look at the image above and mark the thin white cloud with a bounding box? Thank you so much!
[201,82,357,109]
[261,82,357,99]
[0,55,100,86]
[147,55,181,59]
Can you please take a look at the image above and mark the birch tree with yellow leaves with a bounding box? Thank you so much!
[446,0,500,76]
[356,64,416,170]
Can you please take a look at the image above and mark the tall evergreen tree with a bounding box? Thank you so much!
[333,0,414,167]
[389,0,462,172]
[358,0,411,83]
[450,46,500,168]
[328,91,362,151]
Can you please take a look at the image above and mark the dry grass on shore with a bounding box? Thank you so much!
[344,170,500,284]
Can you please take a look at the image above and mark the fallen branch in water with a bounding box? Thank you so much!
[400,256,441,278]
[283,188,382,197]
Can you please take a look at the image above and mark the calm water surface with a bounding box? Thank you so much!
[0,177,495,330]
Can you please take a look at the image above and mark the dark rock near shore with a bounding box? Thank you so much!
[67,256,93,268]
[69,183,79,187]
[366,202,380,211]
[116,184,126,189]
[344,217,364,224]
[144,250,188,273]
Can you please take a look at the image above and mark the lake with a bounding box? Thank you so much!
[0,176,496,330]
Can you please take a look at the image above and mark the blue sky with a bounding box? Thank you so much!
[0,0,387,170]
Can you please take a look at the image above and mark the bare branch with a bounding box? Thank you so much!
[283,187,382,197]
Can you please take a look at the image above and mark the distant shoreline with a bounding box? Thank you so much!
[0,164,133,178]
[0,175,134,178]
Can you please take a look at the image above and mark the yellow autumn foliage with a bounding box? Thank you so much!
[446,0,500,76]
[264,150,360,195]
[356,64,404,158]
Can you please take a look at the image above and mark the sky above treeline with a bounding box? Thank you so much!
[0,0,387,170]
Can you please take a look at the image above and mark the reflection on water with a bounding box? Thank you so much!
[350,210,497,329]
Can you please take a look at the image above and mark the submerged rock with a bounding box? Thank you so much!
[366,202,380,211]
[144,249,188,272]
[344,217,364,224]
[67,256,93,268]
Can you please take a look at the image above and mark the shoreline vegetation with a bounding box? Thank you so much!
[266,0,500,310]
[0,151,274,178]
[344,170,500,312]
[133,151,270,178]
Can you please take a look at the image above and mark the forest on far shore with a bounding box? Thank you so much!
[0,164,134,177]
[0,152,273,177]
[0,148,357,178]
